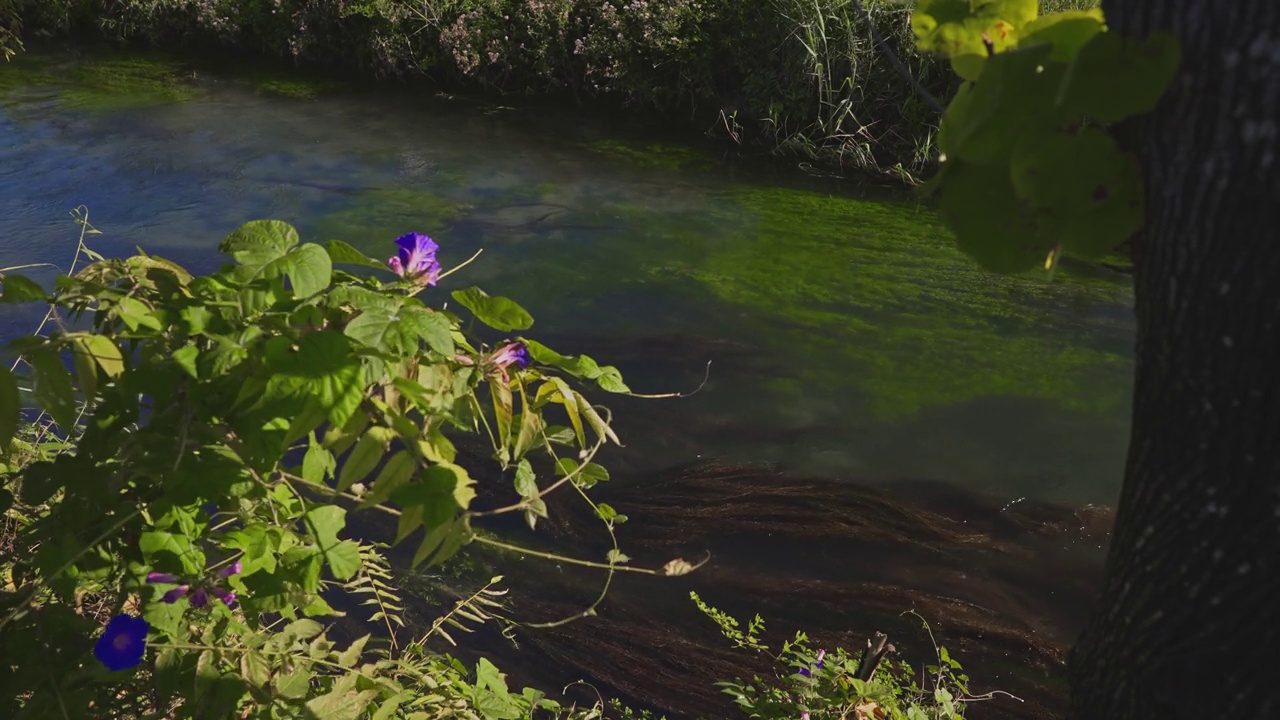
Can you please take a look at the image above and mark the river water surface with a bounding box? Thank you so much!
[0,50,1134,507]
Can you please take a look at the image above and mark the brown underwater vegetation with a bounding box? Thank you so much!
[341,333,1114,720]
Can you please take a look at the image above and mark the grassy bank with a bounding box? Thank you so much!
[0,0,955,178]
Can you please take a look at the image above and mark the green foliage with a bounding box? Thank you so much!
[2,0,956,175]
[912,1,1180,271]
[0,214,642,718]
[694,594,974,720]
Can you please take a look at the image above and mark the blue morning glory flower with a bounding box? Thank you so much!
[387,233,441,286]
[799,649,826,677]
[94,614,149,671]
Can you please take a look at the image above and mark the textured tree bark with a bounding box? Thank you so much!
[1068,1,1280,717]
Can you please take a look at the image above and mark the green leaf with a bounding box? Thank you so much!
[262,331,364,428]
[172,343,199,379]
[116,296,163,331]
[574,391,620,446]
[336,634,370,668]
[220,219,299,265]
[1017,9,1104,61]
[240,651,271,690]
[325,240,387,269]
[935,45,1066,165]
[303,505,347,550]
[936,160,1051,273]
[140,530,205,575]
[512,405,545,462]
[911,0,1037,80]
[0,274,46,303]
[324,539,362,581]
[301,437,336,484]
[274,665,312,699]
[337,426,394,491]
[513,459,537,499]
[305,690,380,720]
[576,463,610,488]
[1060,30,1182,123]
[28,347,77,431]
[344,303,453,356]
[594,366,631,393]
[411,515,471,569]
[451,287,534,331]
[0,366,18,452]
[358,449,419,508]
[281,244,333,298]
[1008,126,1145,258]
[282,619,325,643]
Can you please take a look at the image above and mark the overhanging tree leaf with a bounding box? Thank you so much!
[936,160,1051,273]
[1059,30,1182,123]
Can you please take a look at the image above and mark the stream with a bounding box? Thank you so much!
[0,49,1135,718]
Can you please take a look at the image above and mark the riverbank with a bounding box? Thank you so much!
[3,0,947,180]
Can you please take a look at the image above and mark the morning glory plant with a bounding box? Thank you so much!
[0,219,689,719]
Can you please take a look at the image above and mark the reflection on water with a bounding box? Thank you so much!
[0,51,1134,506]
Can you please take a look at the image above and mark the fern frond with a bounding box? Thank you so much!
[419,575,510,647]
[342,542,406,650]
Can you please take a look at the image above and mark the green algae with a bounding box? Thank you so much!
[309,187,475,250]
[586,139,716,171]
[0,52,197,110]
[635,184,1134,419]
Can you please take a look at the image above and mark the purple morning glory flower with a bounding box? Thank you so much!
[211,588,238,609]
[217,561,242,579]
[161,585,190,604]
[190,588,209,609]
[490,342,530,371]
[146,572,179,585]
[799,649,825,677]
[94,614,149,671]
[387,232,441,286]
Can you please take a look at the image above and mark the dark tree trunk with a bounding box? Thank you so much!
[1068,1,1280,717]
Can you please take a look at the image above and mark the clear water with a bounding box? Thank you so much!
[0,52,1135,507]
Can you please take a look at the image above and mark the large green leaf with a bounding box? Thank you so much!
[451,287,534,331]
[238,244,333,311]
[261,331,364,428]
[1059,30,1181,123]
[344,303,454,356]
[936,160,1050,274]
[1016,9,1104,61]
[220,219,299,266]
[1010,126,1144,258]
[936,45,1067,164]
